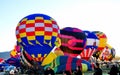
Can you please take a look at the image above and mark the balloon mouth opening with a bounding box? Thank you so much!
[22,44,55,62]
[21,50,33,66]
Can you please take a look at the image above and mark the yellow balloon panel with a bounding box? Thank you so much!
[106,44,112,49]
[99,38,107,47]
[42,52,57,66]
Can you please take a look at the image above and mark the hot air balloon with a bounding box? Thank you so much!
[44,56,91,73]
[10,45,21,58]
[41,52,57,66]
[16,14,60,65]
[6,57,20,67]
[0,58,4,64]
[79,31,99,61]
[92,31,107,59]
[59,27,86,57]
[99,44,116,61]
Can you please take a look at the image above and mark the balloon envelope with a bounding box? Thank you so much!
[44,55,91,73]
[41,52,57,66]
[6,58,20,67]
[16,14,60,63]
[92,31,107,58]
[99,44,116,61]
[60,27,86,57]
[44,55,82,73]
[0,58,4,63]
[92,31,107,51]
[80,31,99,61]
[10,45,21,58]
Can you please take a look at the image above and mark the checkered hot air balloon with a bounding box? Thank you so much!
[59,27,86,57]
[79,31,99,61]
[92,31,107,59]
[16,14,60,64]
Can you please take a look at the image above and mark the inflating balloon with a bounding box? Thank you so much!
[10,45,21,58]
[60,27,86,57]
[6,57,20,67]
[80,31,99,61]
[44,55,91,73]
[0,58,4,63]
[92,31,107,58]
[44,56,82,73]
[99,44,116,61]
[20,49,33,67]
[16,14,60,64]
[41,52,57,66]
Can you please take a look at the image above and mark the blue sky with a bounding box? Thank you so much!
[0,0,120,56]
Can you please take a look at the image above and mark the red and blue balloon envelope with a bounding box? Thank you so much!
[60,27,86,57]
[80,31,99,61]
[16,14,60,64]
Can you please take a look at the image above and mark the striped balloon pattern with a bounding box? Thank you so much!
[16,14,60,64]
[80,31,99,60]
[44,56,91,73]
[10,45,21,59]
[59,27,86,57]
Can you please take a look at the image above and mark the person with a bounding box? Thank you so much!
[63,70,71,75]
[74,66,82,75]
[9,69,15,75]
[9,66,18,75]
[108,64,119,75]
[93,63,102,75]
[33,65,43,75]
[44,67,55,75]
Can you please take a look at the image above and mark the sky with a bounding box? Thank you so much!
[0,0,120,56]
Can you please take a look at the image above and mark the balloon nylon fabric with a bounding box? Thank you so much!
[16,14,60,63]
[60,27,86,57]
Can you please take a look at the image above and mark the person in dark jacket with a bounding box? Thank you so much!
[74,66,82,75]
[108,64,119,75]
[93,63,102,75]
[44,67,55,75]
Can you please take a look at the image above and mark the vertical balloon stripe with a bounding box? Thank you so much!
[66,57,72,71]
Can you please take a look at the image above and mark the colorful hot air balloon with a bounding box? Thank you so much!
[44,56,91,73]
[92,31,107,58]
[0,58,4,64]
[59,27,86,57]
[41,52,57,66]
[80,31,99,61]
[16,14,60,64]
[99,44,116,61]
[10,45,21,58]
[6,57,20,67]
